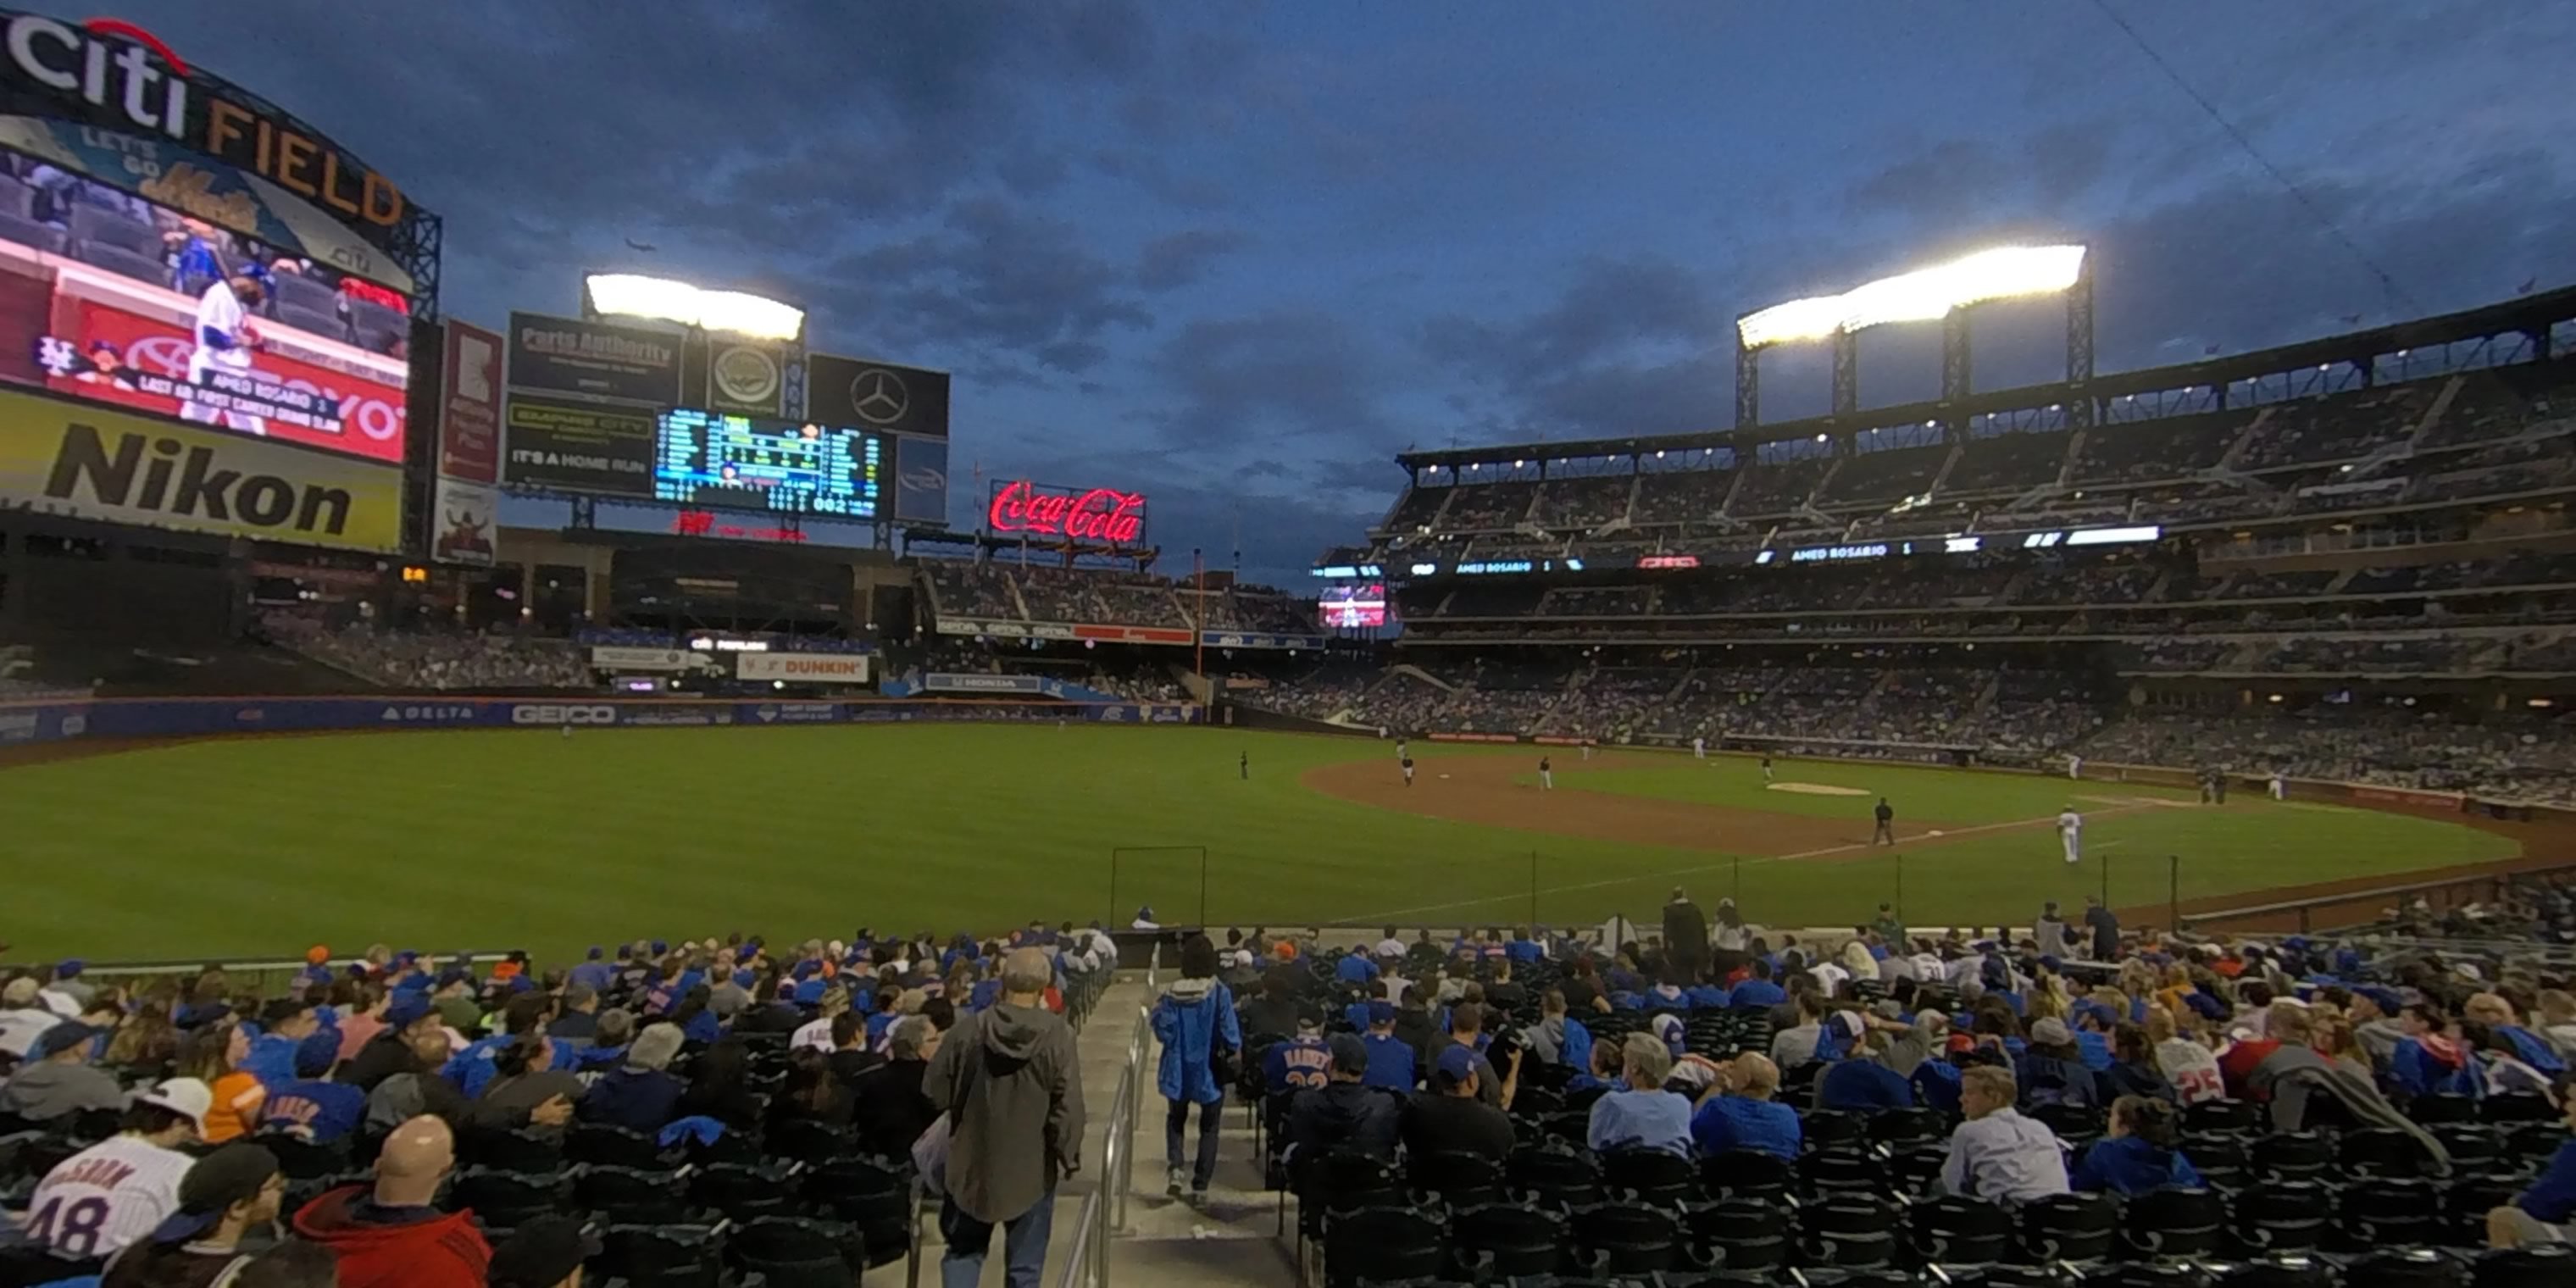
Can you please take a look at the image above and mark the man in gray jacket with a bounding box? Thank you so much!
[928,947,1085,1288]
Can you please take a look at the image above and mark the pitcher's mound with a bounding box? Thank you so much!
[1767,781,1870,797]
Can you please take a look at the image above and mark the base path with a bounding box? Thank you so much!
[1304,750,2047,859]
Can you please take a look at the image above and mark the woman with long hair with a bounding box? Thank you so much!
[676,1035,763,1130]
[2103,1022,2178,1102]
[103,995,178,1071]
[174,1021,264,1143]
[2071,1095,2202,1194]
[773,1046,853,1128]
[1151,932,1240,1206]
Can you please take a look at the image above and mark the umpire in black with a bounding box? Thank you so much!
[1873,797,1896,846]
[1663,887,1707,980]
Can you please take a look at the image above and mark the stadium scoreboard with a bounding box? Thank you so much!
[653,409,881,518]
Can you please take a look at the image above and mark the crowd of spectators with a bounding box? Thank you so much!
[265,617,593,691]
[2075,707,2576,806]
[1207,886,2576,1278]
[0,922,1115,1287]
[921,563,1318,636]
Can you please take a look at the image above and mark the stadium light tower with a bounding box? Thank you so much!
[1734,243,2092,427]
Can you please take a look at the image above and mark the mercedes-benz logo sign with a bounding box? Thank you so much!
[850,368,908,425]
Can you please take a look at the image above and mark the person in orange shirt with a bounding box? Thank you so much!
[175,1020,268,1143]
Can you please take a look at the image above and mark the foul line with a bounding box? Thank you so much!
[1327,806,2151,926]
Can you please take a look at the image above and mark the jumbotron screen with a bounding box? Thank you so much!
[0,154,412,463]
[653,408,882,518]
[1320,583,1387,628]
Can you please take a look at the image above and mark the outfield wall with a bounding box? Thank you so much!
[0,695,1202,747]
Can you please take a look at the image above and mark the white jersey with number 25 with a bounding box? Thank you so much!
[26,1135,193,1261]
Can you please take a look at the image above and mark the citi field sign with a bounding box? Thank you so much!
[987,480,1146,546]
[0,11,409,235]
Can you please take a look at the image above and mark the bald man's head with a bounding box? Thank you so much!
[374,1115,454,1207]
[999,948,1051,999]
[1731,1052,1780,1099]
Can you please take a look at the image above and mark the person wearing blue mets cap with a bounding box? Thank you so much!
[1398,1044,1513,1161]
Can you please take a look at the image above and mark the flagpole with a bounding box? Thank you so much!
[1193,547,1205,679]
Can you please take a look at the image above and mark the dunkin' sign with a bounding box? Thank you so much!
[735,652,871,685]
[987,480,1146,546]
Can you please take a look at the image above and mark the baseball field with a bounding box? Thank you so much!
[0,723,2546,962]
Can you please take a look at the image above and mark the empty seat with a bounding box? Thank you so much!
[2235,1180,2334,1255]
[1701,1147,1793,1201]
[1507,1145,1602,1208]
[1323,1206,1445,1288]
[1408,1149,1505,1206]
[2410,1093,2483,1125]
[2123,1186,2225,1260]
[2343,1125,2433,1178]
[575,1164,689,1225]
[566,1122,675,1169]
[446,1167,570,1230]
[690,1160,798,1222]
[1802,1145,1890,1194]
[1686,1196,1790,1273]
[727,1216,854,1288]
[1573,1202,1684,1275]
[2482,1094,2557,1124]
[2216,1256,2339,1287]
[2021,1191,2118,1263]
[1868,1106,1950,1146]
[1802,1192,1901,1268]
[1601,1146,1696,1205]
[1912,1193,2015,1266]
[2341,1247,2471,1288]
[2185,1099,2262,1135]
[2252,1131,2335,1180]
[597,1224,723,1288]
[2340,1177,2444,1250]
[1450,1202,1564,1279]
[2473,1246,2576,1288]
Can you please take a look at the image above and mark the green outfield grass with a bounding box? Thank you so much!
[0,727,2523,962]
[1533,756,2201,823]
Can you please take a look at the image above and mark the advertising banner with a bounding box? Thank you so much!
[438,319,503,482]
[685,333,792,419]
[590,646,698,672]
[0,389,402,551]
[923,672,1042,694]
[11,284,408,463]
[505,311,681,407]
[736,652,871,685]
[893,435,949,526]
[0,115,417,296]
[501,397,657,496]
[1202,631,1330,651]
[986,480,1146,547]
[426,476,496,566]
[806,353,948,438]
[744,702,846,724]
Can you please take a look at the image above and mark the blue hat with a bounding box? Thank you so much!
[586,947,603,960]
[2039,955,2064,973]
[651,940,669,955]
[56,960,84,979]
[31,1022,99,1059]
[2355,985,2403,1014]
[385,995,434,1030]
[1366,1001,1396,1026]
[293,1030,339,1078]
[1434,1045,1480,1086]
[436,968,474,990]
[614,945,633,961]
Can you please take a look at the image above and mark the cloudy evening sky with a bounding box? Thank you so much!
[107,1,2576,583]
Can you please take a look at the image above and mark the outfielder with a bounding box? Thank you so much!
[2066,753,2083,780]
[2269,770,2287,801]
[1401,754,1415,787]
[1761,754,1774,783]
[1539,755,1553,791]
[1693,736,1706,759]
[2057,806,2083,865]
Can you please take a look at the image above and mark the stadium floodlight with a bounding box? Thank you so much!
[583,273,805,340]
[1737,244,2087,348]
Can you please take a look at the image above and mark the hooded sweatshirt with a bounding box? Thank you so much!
[925,1000,1085,1224]
[1152,977,1241,1106]
[292,1186,490,1288]
[1285,1080,1401,1161]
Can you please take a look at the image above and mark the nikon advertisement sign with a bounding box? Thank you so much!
[0,389,402,551]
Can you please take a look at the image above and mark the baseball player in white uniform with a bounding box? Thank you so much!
[1693,736,1706,759]
[24,1078,210,1262]
[2269,771,2287,801]
[2057,807,2083,865]
[181,274,267,435]
[2066,753,2083,780]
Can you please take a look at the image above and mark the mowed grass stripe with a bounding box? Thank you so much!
[0,726,2518,961]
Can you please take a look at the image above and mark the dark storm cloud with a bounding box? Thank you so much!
[1150,311,1396,448]
[824,199,1155,375]
[1135,230,1254,291]
[1419,257,1735,440]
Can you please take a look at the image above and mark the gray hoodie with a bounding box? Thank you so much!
[0,1060,126,1121]
[927,1001,1085,1223]
[2355,1017,2407,1066]
[1523,1015,1568,1066]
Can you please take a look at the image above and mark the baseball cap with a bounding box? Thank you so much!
[1366,1001,1396,1026]
[435,968,475,991]
[2030,1018,2073,1046]
[487,1215,602,1288]
[139,1077,214,1131]
[1,977,36,1007]
[1328,1033,1368,1075]
[31,1022,98,1060]
[2355,985,2403,1013]
[293,1030,339,1078]
[385,994,436,1029]
[1434,1045,1480,1087]
[1295,1006,1325,1032]
[56,959,84,979]
[149,1142,281,1241]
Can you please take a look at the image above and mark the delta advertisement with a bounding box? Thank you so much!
[0,388,402,550]
[0,695,1204,744]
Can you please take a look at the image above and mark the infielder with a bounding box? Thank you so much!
[1872,797,1896,847]
[183,272,268,435]
[1580,741,1594,761]
[2057,805,2083,864]
[1761,754,1774,783]
[1401,754,1415,787]
[1692,736,1706,759]
[2066,753,2083,780]
[1539,755,1553,791]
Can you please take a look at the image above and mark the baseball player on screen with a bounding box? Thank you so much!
[2057,805,2083,865]
[183,272,268,435]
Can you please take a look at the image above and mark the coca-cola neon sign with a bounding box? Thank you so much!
[987,480,1147,546]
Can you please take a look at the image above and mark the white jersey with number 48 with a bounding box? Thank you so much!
[25,1135,193,1261]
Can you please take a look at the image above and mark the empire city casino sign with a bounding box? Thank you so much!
[987,480,1146,546]
[0,12,408,234]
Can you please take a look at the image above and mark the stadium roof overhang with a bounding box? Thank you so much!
[1395,282,2576,472]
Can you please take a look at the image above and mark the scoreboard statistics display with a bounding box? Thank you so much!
[1320,583,1388,628]
[653,408,881,517]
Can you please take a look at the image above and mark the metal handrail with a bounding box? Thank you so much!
[1057,944,1159,1288]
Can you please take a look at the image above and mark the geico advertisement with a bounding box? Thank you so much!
[0,390,402,551]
